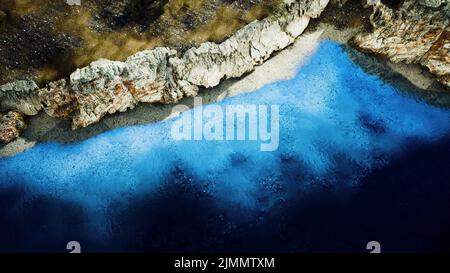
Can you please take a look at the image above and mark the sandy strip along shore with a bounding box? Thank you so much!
[1,23,447,158]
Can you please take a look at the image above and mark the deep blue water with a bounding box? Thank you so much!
[1,41,450,252]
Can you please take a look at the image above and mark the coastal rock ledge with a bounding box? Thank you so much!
[0,0,330,143]
[353,0,450,88]
[0,111,25,144]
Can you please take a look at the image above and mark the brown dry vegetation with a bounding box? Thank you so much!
[0,0,283,86]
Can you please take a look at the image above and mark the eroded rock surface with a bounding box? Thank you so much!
[0,80,42,115]
[0,111,26,144]
[353,0,450,88]
[421,27,450,87]
[0,0,330,142]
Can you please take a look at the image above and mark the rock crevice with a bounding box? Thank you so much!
[353,0,450,88]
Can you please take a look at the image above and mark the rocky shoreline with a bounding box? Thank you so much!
[353,0,449,88]
[1,0,449,145]
[0,0,330,143]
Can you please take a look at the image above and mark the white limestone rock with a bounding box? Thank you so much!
[0,0,331,131]
[0,80,41,115]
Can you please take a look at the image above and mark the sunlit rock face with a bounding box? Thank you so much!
[0,0,287,86]
[353,0,450,88]
[0,41,449,252]
[0,80,41,116]
[0,0,330,141]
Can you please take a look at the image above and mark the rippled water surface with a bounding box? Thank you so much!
[1,41,450,252]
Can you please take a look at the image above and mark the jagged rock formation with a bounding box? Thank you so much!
[353,0,450,88]
[0,0,330,142]
[0,80,42,116]
[0,111,25,144]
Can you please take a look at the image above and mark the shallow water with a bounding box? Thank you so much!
[1,40,449,252]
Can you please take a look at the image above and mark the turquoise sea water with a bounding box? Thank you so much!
[1,41,450,252]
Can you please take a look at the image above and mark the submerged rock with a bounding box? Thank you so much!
[0,111,26,144]
[353,0,450,88]
[421,27,450,88]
